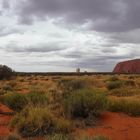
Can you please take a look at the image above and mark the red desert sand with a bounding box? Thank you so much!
[77,112,140,140]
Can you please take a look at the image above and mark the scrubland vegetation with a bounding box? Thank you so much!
[0,73,140,139]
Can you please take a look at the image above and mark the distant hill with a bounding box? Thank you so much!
[113,59,140,73]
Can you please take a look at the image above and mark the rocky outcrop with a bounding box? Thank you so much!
[113,59,140,73]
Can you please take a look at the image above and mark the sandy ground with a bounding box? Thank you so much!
[77,112,140,140]
[0,103,13,136]
[1,103,140,140]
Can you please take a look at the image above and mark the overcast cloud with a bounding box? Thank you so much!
[0,0,140,72]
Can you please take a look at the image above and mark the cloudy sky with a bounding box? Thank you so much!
[0,0,140,72]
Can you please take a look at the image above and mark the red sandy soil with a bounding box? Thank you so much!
[0,103,13,136]
[77,112,140,140]
[1,104,140,140]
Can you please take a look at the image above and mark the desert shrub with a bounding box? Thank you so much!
[5,134,21,140]
[109,76,119,81]
[54,118,73,134]
[107,81,123,90]
[2,84,13,91]
[11,107,72,137]
[110,88,140,97]
[0,92,48,111]
[108,98,140,116]
[0,65,14,80]
[46,134,72,140]
[0,93,27,111]
[78,135,109,140]
[124,80,136,87]
[29,86,47,94]
[58,78,89,93]
[63,89,108,118]
[26,93,48,106]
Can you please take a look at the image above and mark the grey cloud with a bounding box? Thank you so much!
[4,42,66,53]
[2,0,10,9]
[13,0,140,32]
[111,29,140,44]
[0,28,24,37]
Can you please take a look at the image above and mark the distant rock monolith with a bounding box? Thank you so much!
[113,59,140,73]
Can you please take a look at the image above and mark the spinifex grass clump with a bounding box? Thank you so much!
[108,98,140,116]
[63,89,108,118]
[0,92,48,111]
[58,78,90,93]
[0,93,27,111]
[46,134,109,140]
[11,106,72,137]
[107,80,123,90]
[110,88,140,97]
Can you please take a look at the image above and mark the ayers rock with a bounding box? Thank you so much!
[113,59,140,73]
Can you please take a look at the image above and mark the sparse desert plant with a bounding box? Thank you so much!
[107,81,123,90]
[108,98,140,116]
[11,106,72,137]
[63,89,108,118]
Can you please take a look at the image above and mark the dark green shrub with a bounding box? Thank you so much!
[63,89,108,118]
[108,98,140,116]
[107,81,123,90]
[0,65,14,80]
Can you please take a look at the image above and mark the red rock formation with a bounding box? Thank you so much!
[113,59,140,73]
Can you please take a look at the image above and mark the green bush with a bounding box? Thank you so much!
[0,65,14,80]
[108,98,140,116]
[0,93,27,111]
[63,89,108,118]
[107,81,123,90]
[11,107,72,137]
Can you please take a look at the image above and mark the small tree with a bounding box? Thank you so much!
[0,65,14,80]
